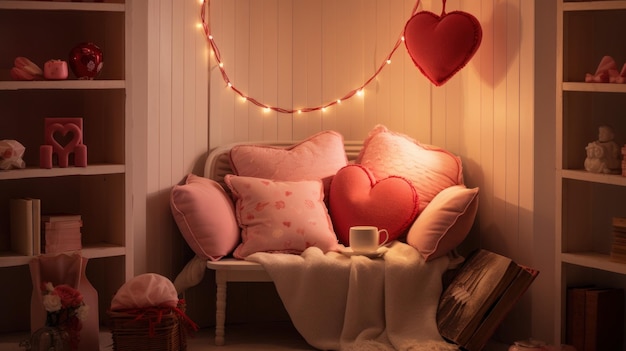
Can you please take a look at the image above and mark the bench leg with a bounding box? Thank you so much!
[215,271,227,346]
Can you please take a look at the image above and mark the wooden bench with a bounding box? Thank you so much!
[201,140,363,346]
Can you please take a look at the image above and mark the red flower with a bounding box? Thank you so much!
[54,284,83,309]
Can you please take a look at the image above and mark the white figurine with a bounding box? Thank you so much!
[584,125,621,174]
[584,142,609,173]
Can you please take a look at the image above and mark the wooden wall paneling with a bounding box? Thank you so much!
[320,0,339,131]
[372,0,392,131]
[209,0,235,148]
[262,0,280,140]
[248,0,268,139]
[233,0,251,142]
[360,0,380,137]
[489,0,509,254]
[190,0,210,176]
[337,0,366,140]
[293,0,324,139]
[504,0,522,255]
[276,0,294,139]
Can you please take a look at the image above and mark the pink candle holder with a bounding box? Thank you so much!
[40,117,88,168]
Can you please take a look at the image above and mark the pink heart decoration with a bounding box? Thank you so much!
[329,164,420,246]
[49,123,81,152]
[404,6,482,86]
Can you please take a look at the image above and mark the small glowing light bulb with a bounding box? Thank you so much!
[401,36,405,41]
[208,35,213,40]
[386,59,391,64]
[227,82,232,88]
[297,110,302,114]
[264,107,271,113]
[337,99,341,104]
[241,96,247,102]
[321,107,327,112]
[219,62,224,68]
[357,89,364,97]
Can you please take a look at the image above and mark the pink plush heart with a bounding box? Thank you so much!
[329,164,420,246]
[404,8,482,86]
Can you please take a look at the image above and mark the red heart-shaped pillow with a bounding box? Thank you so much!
[329,164,419,246]
[404,9,482,86]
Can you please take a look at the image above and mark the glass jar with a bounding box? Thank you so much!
[25,326,70,351]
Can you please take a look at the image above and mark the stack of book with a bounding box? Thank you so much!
[566,286,624,351]
[41,214,83,254]
[610,217,626,263]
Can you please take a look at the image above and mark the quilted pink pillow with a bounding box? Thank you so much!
[229,130,348,198]
[170,174,240,261]
[357,125,463,212]
[329,164,419,246]
[225,175,339,258]
[407,185,479,261]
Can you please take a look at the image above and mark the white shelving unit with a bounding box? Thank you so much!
[556,0,626,346]
[0,0,130,344]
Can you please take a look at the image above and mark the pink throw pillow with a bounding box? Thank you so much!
[170,174,240,261]
[406,185,479,261]
[357,125,463,212]
[229,130,348,198]
[329,164,420,246]
[225,175,339,258]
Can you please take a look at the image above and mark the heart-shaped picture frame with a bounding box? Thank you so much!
[404,2,482,86]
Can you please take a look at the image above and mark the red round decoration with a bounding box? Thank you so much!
[403,5,482,86]
[68,42,103,80]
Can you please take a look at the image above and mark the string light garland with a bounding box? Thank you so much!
[200,0,421,114]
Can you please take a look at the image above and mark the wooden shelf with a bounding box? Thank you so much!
[563,1,626,12]
[561,252,626,275]
[0,1,124,12]
[0,164,125,180]
[0,244,126,268]
[0,80,125,91]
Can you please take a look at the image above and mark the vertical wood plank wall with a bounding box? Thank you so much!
[141,0,556,345]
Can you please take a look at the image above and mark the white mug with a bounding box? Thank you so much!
[349,226,389,252]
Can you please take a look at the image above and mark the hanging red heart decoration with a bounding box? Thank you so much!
[404,0,482,86]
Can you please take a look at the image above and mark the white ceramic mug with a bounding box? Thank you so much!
[349,226,389,252]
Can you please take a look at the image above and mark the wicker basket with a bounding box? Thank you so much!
[108,307,187,351]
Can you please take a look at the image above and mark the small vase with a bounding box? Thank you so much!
[68,42,103,80]
[27,326,70,351]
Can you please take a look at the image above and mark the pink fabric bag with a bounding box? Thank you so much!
[29,253,99,351]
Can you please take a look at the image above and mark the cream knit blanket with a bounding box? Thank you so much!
[247,241,459,351]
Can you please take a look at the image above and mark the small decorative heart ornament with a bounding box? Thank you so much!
[404,0,482,86]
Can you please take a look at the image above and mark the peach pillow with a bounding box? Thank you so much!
[329,164,420,246]
[170,174,240,261]
[225,175,339,259]
[229,130,348,198]
[357,125,463,212]
[406,185,479,261]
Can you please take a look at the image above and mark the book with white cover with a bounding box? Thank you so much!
[9,198,33,256]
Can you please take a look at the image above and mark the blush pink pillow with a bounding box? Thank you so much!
[225,175,339,259]
[170,174,240,261]
[229,130,348,198]
[357,125,463,213]
[329,164,419,246]
[407,185,479,261]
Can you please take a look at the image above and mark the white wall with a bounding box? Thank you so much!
[138,0,557,345]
